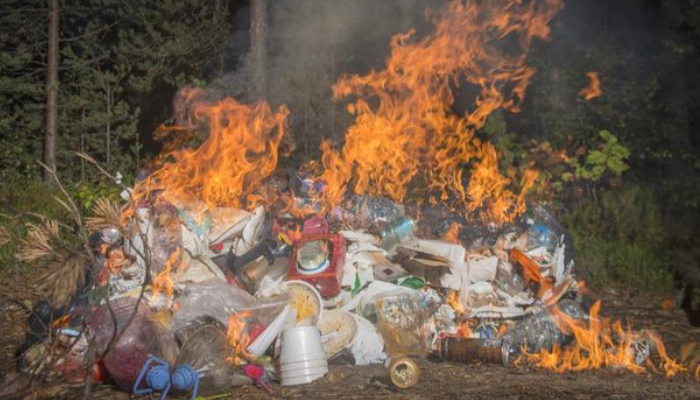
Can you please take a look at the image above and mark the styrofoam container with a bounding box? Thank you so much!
[279,326,327,364]
[286,280,323,324]
[280,359,328,372]
[281,372,326,386]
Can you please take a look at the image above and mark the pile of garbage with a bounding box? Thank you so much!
[15,174,604,397]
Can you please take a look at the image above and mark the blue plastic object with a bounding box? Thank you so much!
[171,364,200,400]
[133,356,171,400]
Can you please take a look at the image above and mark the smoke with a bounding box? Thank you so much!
[215,0,446,163]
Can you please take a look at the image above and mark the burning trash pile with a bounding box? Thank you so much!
[9,0,694,397]
[12,185,688,396]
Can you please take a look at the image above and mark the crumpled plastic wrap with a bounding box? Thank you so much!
[349,315,387,365]
[172,279,257,332]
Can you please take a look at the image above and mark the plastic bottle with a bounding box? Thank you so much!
[500,299,585,364]
[89,297,177,398]
[171,325,249,399]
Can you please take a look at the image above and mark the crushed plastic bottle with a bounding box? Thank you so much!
[89,297,177,397]
[500,299,585,364]
[171,324,251,399]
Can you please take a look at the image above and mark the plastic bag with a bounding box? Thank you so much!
[172,279,256,332]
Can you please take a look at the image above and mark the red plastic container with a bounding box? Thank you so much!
[287,233,345,298]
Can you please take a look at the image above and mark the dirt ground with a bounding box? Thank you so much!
[2,269,699,400]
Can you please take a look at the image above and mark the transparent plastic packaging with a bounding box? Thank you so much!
[89,297,177,392]
[172,279,257,332]
[374,292,429,357]
[527,204,574,264]
[172,325,251,398]
[500,299,585,364]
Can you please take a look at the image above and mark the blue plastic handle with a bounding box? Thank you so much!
[133,355,171,400]
[171,364,200,400]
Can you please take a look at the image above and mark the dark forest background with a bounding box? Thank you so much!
[1,0,699,309]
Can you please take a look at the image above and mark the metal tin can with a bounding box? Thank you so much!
[389,357,420,389]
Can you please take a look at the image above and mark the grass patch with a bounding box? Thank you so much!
[561,184,675,295]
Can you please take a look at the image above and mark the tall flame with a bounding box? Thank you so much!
[134,88,290,212]
[319,0,563,224]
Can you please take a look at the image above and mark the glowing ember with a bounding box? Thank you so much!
[580,72,602,101]
[319,0,563,224]
[522,300,686,376]
[227,311,253,365]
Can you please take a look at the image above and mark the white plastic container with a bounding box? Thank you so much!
[280,359,328,372]
[279,326,328,386]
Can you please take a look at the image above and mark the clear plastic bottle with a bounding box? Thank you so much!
[171,324,250,398]
[89,297,177,396]
[500,299,585,364]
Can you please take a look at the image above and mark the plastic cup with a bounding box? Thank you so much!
[281,372,326,386]
[281,365,328,380]
[280,359,328,372]
[279,326,327,364]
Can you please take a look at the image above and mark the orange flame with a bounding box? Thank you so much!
[227,311,253,365]
[446,291,464,314]
[319,0,563,224]
[151,249,186,303]
[441,223,461,244]
[457,321,473,338]
[509,248,554,299]
[133,88,290,213]
[523,300,686,377]
[579,72,602,101]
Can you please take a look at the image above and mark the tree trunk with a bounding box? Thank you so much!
[44,0,59,182]
[106,81,112,166]
[250,0,268,101]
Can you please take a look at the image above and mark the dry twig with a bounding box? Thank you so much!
[18,219,60,263]
[85,197,124,233]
